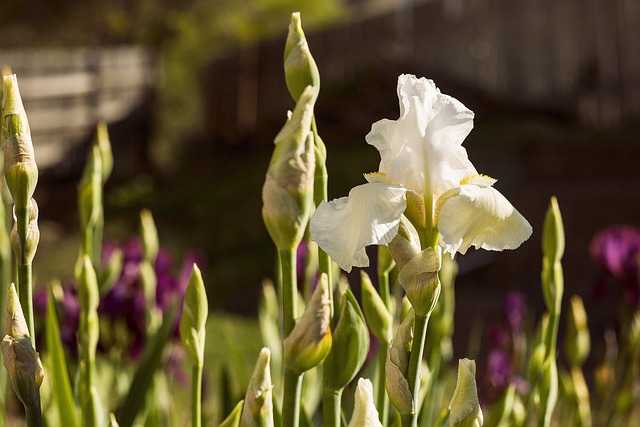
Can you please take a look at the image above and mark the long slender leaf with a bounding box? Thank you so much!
[45,283,80,427]
[114,303,177,427]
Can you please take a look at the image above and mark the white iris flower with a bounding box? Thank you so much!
[310,74,532,272]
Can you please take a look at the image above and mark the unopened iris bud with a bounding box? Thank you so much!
[360,270,392,343]
[541,197,564,313]
[388,216,421,271]
[95,121,113,183]
[283,273,331,375]
[77,255,100,350]
[449,359,483,427]
[10,198,39,264]
[284,12,320,101]
[1,283,44,410]
[386,311,414,414]
[241,347,274,427]
[348,378,383,427]
[565,295,590,367]
[323,287,370,390]
[140,209,159,262]
[397,246,441,317]
[2,75,38,209]
[97,248,123,294]
[262,86,316,251]
[78,143,103,230]
[180,264,208,365]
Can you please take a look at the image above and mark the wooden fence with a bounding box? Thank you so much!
[202,0,640,144]
[0,46,156,172]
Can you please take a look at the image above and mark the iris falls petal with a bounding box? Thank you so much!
[310,182,407,272]
[437,180,532,256]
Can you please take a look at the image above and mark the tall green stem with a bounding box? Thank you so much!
[376,341,390,424]
[192,363,203,427]
[376,265,391,424]
[402,314,429,427]
[16,204,34,339]
[25,399,43,427]
[311,116,333,316]
[322,387,342,427]
[280,248,302,427]
[17,263,34,341]
[279,248,298,337]
[283,369,303,427]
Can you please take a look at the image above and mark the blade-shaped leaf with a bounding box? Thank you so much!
[45,283,80,427]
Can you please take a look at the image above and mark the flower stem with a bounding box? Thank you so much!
[17,263,34,341]
[402,314,429,427]
[279,248,298,337]
[376,265,391,424]
[311,115,333,316]
[283,369,303,427]
[322,387,343,427]
[191,363,203,427]
[24,398,43,427]
[15,204,35,340]
[377,341,390,424]
[280,248,302,427]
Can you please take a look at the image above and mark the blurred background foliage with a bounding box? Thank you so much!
[0,0,345,166]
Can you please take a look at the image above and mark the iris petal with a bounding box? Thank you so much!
[366,74,476,200]
[310,182,407,272]
[438,183,532,256]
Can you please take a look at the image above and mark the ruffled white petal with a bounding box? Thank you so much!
[348,378,383,427]
[310,182,407,272]
[366,74,476,200]
[437,182,532,256]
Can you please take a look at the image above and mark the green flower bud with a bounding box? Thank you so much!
[2,75,38,209]
[541,197,564,314]
[449,359,483,427]
[565,295,590,367]
[77,255,100,353]
[10,198,39,264]
[283,273,331,375]
[140,209,159,263]
[397,246,441,317]
[1,283,44,409]
[377,245,395,277]
[262,87,316,251]
[347,378,383,427]
[323,287,370,390]
[97,248,123,294]
[360,270,392,343]
[95,121,113,183]
[241,347,274,427]
[284,12,320,101]
[386,311,414,415]
[180,264,208,365]
[388,216,421,271]
[78,143,103,230]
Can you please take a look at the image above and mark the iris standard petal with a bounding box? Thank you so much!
[310,182,407,272]
[366,74,476,201]
[437,181,532,256]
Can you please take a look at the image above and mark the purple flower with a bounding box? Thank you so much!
[505,292,527,331]
[590,225,640,306]
[36,238,203,361]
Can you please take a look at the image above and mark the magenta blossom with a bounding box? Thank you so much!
[590,225,640,306]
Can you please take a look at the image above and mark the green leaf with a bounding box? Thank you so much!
[45,282,80,427]
[114,303,177,427]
